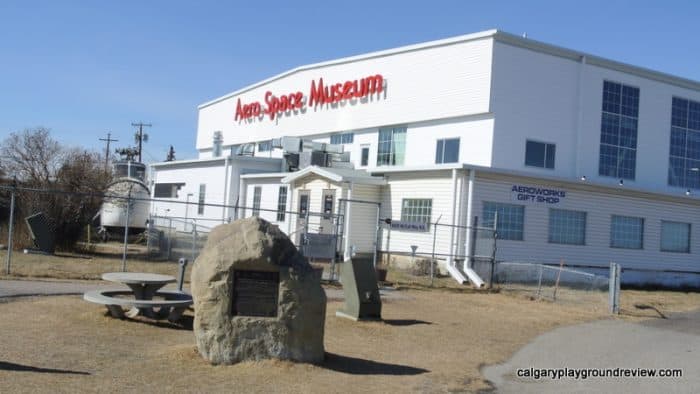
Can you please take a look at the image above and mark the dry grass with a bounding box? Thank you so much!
[4,285,698,393]
[0,249,190,282]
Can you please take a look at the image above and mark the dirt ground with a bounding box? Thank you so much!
[1,286,699,394]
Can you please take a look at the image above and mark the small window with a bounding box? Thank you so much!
[212,131,223,158]
[483,202,525,241]
[610,215,644,249]
[153,183,184,198]
[435,138,460,164]
[330,132,354,145]
[252,186,262,216]
[258,140,272,152]
[197,184,206,215]
[525,140,555,169]
[548,209,586,245]
[276,187,287,222]
[360,146,369,167]
[400,199,432,226]
[661,221,690,253]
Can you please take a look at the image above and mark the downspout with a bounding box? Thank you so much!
[574,55,587,177]
[464,169,475,272]
[287,181,294,235]
[448,169,458,264]
[238,177,246,219]
[462,169,485,288]
[343,182,353,261]
[222,156,230,222]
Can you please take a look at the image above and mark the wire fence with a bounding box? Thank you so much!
[492,261,610,308]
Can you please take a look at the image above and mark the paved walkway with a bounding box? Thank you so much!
[482,310,700,393]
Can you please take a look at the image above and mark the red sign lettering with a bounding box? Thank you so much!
[234,74,384,122]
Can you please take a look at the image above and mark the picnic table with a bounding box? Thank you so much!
[83,272,191,321]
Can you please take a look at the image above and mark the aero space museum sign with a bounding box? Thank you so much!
[234,74,385,122]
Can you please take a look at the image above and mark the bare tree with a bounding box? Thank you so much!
[0,128,111,249]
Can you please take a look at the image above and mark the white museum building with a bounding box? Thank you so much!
[150,29,700,287]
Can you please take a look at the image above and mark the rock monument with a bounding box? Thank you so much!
[191,217,326,364]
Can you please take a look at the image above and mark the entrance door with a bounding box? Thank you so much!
[296,190,310,244]
[320,189,335,234]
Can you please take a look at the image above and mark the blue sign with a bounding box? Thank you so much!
[511,185,566,204]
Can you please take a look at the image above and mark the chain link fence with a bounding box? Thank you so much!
[492,261,610,308]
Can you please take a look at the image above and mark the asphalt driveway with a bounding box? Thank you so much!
[482,309,700,393]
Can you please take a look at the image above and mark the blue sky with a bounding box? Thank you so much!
[1,0,698,162]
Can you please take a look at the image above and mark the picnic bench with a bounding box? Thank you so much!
[83,272,193,322]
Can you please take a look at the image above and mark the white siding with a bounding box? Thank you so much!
[491,40,700,194]
[379,171,456,256]
[197,37,493,150]
[347,184,381,254]
[473,174,700,273]
[244,179,287,227]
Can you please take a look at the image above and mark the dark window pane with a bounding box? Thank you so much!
[435,139,444,163]
[361,147,369,166]
[443,139,459,163]
[525,141,545,167]
[670,128,686,157]
[600,113,620,145]
[545,144,555,169]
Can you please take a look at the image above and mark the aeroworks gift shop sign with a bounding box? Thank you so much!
[511,185,566,204]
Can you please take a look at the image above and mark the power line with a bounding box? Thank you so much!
[131,122,152,163]
[98,132,118,171]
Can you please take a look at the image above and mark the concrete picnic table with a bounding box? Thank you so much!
[101,272,176,317]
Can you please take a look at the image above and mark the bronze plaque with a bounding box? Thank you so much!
[231,270,280,317]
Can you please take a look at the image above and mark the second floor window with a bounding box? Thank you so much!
[377,126,406,166]
[330,132,354,145]
[435,138,460,164]
[525,140,555,169]
[598,80,639,180]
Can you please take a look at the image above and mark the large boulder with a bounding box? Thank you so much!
[191,217,326,364]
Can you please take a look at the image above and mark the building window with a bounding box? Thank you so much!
[599,81,639,180]
[610,215,644,249]
[548,209,586,245]
[197,184,206,215]
[483,202,525,241]
[330,132,354,145]
[377,126,406,166]
[153,183,184,198]
[212,131,223,157]
[258,140,272,152]
[276,186,287,222]
[525,140,555,169]
[668,97,700,189]
[400,199,432,226]
[360,145,369,166]
[660,221,690,253]
[252,186,262,216]
[435,138,460,164]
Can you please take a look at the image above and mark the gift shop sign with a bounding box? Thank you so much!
[234,74,385,122]
[511,185,566,204]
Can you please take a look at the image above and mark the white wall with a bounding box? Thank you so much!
[378,171,456,257]
[197,37,494,150]
[348,184,381,254]
[244,179,288,226]
[473,173,700,273]
[491,41,700,195]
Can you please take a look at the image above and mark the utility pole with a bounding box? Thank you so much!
[131,122,152,163]
[99,132,118,171]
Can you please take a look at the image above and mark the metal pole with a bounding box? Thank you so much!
[430,215,442,287]
[373,203,380,269]
[489,213,498,289]
[469,216,478,269]
[191,221,197,263]
[5,187,16,275]
[177,258,188,292]
[121,187,132,272]
[609,262,621,314]
[167,218,172,260]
